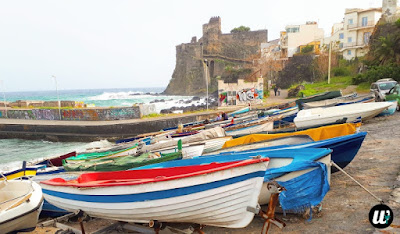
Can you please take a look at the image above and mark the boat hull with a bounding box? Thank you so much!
[42,161,267,228]
[294,102,392,129]
[160,144,204,159]
[0,181,43,233]
[226,122,273,136]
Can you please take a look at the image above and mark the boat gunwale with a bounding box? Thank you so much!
[41,158,269,188]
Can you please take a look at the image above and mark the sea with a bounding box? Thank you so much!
[0,87,205,171]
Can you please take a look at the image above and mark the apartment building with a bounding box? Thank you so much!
[340,8,382,60]
[280,22,325,58]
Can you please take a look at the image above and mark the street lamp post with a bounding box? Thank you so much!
[52,75,62,120]
[0,80,7,118]
[328,41,332,84]
[203,59,209,111]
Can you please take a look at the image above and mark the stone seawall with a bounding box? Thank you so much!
[0,107,141,121]
[0,112,217,142]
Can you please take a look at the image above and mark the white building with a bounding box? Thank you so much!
[218,78,263,106]
[280,22,325,57]
[339,8,382,60]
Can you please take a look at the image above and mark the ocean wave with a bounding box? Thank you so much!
[88,91,149,101]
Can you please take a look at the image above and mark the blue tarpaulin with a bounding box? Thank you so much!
[267,161,330,219]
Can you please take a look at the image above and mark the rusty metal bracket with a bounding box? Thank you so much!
[259,182,286,234]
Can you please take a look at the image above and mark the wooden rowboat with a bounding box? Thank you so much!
[41,158,269,228]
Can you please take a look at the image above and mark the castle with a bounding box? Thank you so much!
[163,17,268,95]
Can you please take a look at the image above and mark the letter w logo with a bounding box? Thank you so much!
[372,210,390,224]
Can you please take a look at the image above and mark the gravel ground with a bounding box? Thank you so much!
[29,112,400,234]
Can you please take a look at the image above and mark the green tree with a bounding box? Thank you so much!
[373,34,400,65]
[301,45,314,54]
[230,26,250,33]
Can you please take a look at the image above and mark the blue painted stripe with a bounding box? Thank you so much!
[43,171,265,203]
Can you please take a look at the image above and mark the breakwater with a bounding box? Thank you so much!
[0,112,217,142]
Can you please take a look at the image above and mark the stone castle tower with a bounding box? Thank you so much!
[163,17,268,95]
[382,0,398,16]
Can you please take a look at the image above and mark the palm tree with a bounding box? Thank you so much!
[372,34,400,65]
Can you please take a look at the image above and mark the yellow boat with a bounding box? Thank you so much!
[222,122,361,148]
[1,165,37,180]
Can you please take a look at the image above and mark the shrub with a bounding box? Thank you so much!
[351,63,400,84]
[396,18,400,28]
[301,45,314,54]
[230,26,250,33]
[332,67,351,77]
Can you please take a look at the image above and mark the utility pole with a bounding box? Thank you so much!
[0,80,7,118]
[328,41,332,84]
[52,75,62,120]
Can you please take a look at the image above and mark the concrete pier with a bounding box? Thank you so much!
[0,112,218,142]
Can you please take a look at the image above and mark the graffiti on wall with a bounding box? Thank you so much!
[0,107,141,121]
[236,88,263,102]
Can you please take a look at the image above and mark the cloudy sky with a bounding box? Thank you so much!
[0,0,386,92]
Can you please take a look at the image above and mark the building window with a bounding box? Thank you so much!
[362,17,368,27]
[339,33,344,39]
[339,43,344,49]
[364,32,371,44]
[348,37,352,43]
[286,27,299,33]
[347,50,352,55]
[348,19,353,25]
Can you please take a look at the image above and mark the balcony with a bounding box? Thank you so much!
[347,21,375,31]
[340,42,368,51]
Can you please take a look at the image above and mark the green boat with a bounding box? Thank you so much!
[63,151,182,172]
[296,90,342,110]
[67,144,138,163]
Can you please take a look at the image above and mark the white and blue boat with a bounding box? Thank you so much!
[41,158,269,228]
[136,148,332,206]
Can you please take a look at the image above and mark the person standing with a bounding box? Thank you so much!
[273,85,278,96]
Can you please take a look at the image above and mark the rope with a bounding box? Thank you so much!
[331,161,383,203]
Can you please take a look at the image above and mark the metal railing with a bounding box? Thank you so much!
[342,42,368,49]
[347,21,375,30]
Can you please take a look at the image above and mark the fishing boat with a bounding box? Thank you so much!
[136,148,331,206]
[33,151,77,167]
[41,158,269,228]
[66,144,138,164]
[204,113,259,129]
[294,102,393,129]
[139,127,227,153]
[302,94,374,109]
[1,164,37,180]
[226,121,274,136]
[204,135,314,155]
[221,122,365,170]
[228,107,250,117]
[158,144,204,159]
[296,90,342,109]
[0,179,44,233]
[376,100,397,116]
[63,150,182,172]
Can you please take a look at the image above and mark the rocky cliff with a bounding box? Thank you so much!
[163,17,268,95]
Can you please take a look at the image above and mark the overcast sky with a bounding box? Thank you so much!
[0,0,387,92]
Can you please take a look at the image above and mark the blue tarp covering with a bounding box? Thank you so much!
[272,161,330,219]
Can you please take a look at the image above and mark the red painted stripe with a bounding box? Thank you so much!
[41,158,269,188]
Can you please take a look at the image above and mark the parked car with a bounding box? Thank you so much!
[370,78,398,101]
[385,84,400,111]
